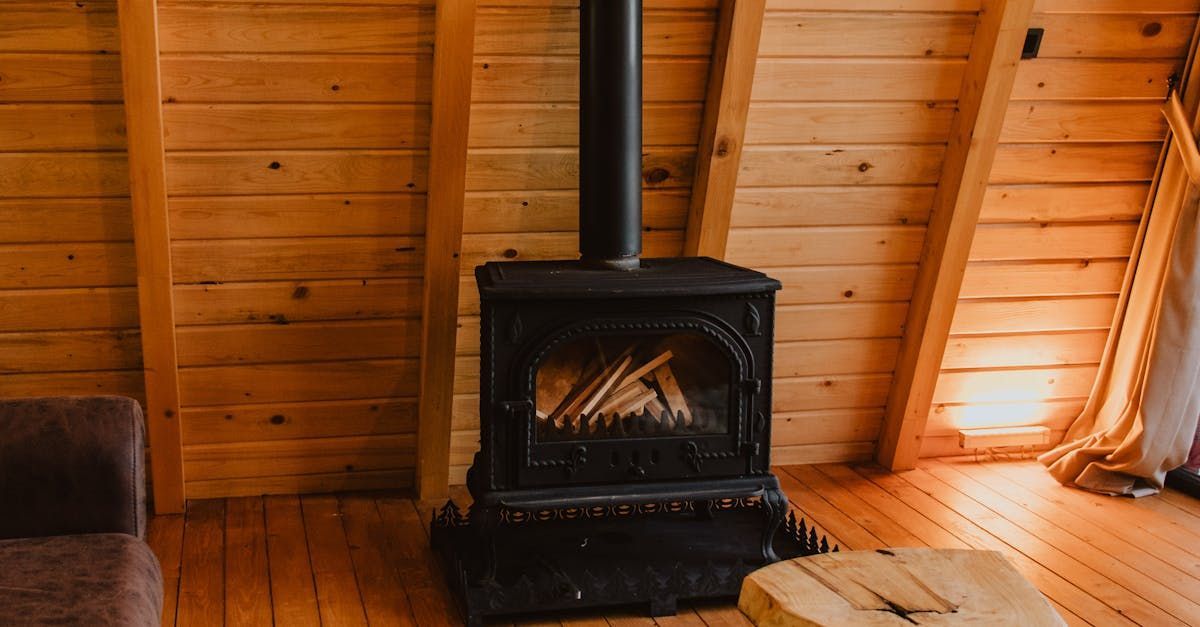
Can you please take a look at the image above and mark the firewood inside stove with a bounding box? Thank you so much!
[538,342,700,436]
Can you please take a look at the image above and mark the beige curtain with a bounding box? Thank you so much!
[1038,94,1200,496]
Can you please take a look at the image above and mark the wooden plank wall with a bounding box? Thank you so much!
[0,2,145,402]
[445,0,721,483]
[155,0,435,497]
[722,0,978,465]
[921,0,1199,457]
[3,0,1195,493]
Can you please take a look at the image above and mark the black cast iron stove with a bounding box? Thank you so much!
[431,1,831,623]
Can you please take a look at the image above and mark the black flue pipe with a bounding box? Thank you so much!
[579,0,643,270]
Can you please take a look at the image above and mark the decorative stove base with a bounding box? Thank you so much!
[431,499,833,625]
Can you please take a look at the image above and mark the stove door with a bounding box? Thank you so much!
[513,316,756,487]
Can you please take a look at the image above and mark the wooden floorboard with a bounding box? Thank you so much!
[147,460,1200,626]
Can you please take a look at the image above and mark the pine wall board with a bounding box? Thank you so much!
[0,0,1192,495]
[920,0,1199,458]
[155,0,434,498]
[0,1,145,404]
[723,0,981,466]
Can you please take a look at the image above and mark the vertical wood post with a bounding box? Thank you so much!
[416,0,478,499]
[876,0,1036,470]
[684,0,766,258]
[116,0,185,513]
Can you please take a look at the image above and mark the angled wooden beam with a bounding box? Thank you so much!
[116,0,185,513]
[877,0,1036,470]
[684,0,766,258]
[416,0,478,499]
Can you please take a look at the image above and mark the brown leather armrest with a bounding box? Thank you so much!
[0,396,147,540]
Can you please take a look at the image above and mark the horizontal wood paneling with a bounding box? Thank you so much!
[173,279,422,326]
[736,145,945,186]
[1000,102,1167,143]
[1030,13,1194,59]
[0,104,126,150]
[165,151,428,196]
[458,230,683,270]
[0,287,139,331]
[0,152,129,198]
[776,302,909,341]
[932,365,1098,404]
[180,398,418,445]
[0,197,132,243]
[989,143,1160,184]
[168,194,424,240]
[473,7,717,56]
[960,259,1127,298]
[0,54,124,102]
[0,10,140,406]
[171,237,424,283]
[464,147,695,191]
[776,339,901,377]
[179,359,419,407]
[744,103,956,145]
[182,434,416,480]
[468,103,702,148]
[728,5,967,466]
[175,319,422,366]
[0,242,136,289]
[752,58,967,101]
[979,184,1148,223]
[726,226,927,267]
[941,330,1107,370]
[758,12,976,58]
[0,369,144,401]
[461,189,689,233]
[950,296,1118,334]
[158,5,435,54]
[732,186,933,227]
[0,5,119,53]
[159,55,433,103]
[1010,59,1182,100]
[970,223,1138,261]
[163,105,430,150]
[153,2,435,496]
[924,4,1191,455]
[0,329,140,373]
[471,57,710,102]
[184,469,413,500]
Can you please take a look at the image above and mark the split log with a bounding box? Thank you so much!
[618,349,674,388]
[739,548,1064,626]
[652,362,692,427]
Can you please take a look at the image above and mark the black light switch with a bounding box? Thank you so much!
[1023,28,1045,59]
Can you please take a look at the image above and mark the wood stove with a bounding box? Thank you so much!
[431,1,831,622]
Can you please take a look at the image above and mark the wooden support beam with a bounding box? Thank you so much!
[683,0,766,258]
[116,0,185,513]
[416,0,478,499]
[876,0,1035,471]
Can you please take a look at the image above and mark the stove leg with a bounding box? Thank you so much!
[649,595,678,617]
[760,487,786,563]
[470,504,502,582]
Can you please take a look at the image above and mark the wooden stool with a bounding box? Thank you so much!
[738,548,1064,625]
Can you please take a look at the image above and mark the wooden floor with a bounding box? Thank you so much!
[148,459,1200,626]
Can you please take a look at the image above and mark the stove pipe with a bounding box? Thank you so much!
[579,0,643,271]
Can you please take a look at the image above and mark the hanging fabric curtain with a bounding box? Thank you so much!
[1038,91,1200,496]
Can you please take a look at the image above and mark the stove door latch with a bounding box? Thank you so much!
[501,399,534,419]
[742,378,762,395]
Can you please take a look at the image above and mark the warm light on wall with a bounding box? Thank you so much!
[948,401,1058,430]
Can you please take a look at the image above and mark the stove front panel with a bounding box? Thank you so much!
[476,293,776,492]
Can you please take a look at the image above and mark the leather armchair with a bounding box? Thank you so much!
[0,396,163,625]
